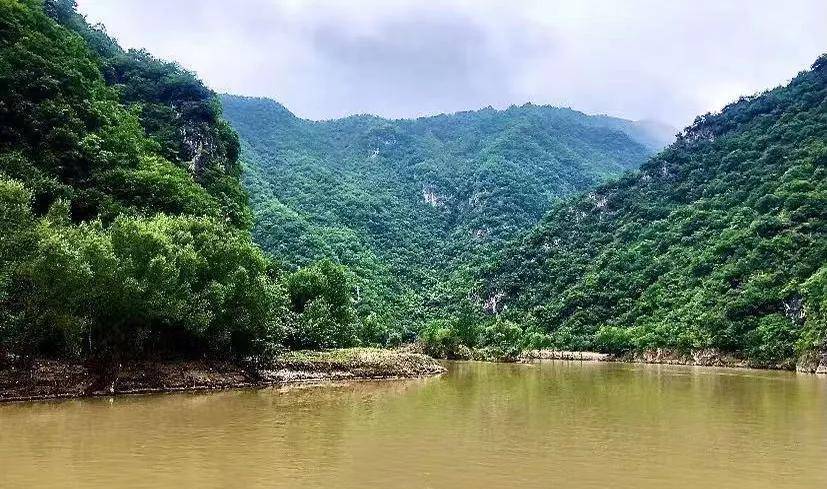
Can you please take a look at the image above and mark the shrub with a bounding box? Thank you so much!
[1,195,286,360]
[594,326,635,354]
[420,319,463,359]
[283,259,359,350]
[747,314,800,366]
[478,319,524,360]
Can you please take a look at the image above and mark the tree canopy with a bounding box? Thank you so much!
[222,94,665,338]
[481,55,827,367]
[2,0,823,369]
[0,0,364,361]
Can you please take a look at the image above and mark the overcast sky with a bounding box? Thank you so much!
[75,0,826,128]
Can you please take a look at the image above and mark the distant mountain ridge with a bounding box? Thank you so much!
[224,96,676,149]
[221,94,666,332]
[591,116,677,152]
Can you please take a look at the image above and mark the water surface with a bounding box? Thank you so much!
[1,361,825,488]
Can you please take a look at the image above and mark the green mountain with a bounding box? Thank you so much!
[0,0,295,360]
[221,95,667,335]
[5,0,821,370]
[482,56,827,367]
[2,0,247,226]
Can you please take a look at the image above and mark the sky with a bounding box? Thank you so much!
[75,0,826,128]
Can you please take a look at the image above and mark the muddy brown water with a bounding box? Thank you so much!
[1,361,825,488]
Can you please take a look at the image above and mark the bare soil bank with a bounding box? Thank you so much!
[519,348,827,374]
[0,348,446,403]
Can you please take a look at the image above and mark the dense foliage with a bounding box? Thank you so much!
[222,95,667,338]
[0,0,363,361]
[1,181,284,359]
[5,0,822,370]
[479,56,827,367]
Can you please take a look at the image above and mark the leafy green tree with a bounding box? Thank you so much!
[420,319,465,359]
[478,319,524,360]
[284,259,359,349]
[0,1,275,362]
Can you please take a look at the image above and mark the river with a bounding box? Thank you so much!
[1,360,825,488]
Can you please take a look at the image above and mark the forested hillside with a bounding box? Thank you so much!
[5,0,821,371]
[222,95,667,337]
[0,0,367,362]
[479,56,827,367]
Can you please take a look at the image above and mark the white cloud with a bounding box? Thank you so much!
[76,0,827,127]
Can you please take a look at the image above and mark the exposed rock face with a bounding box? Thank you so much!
[517,348,827,373]
[629,349,752,368]
[422,185,446,207]
[472,228,490,240]
[483,292,505,314]
[587,191,609,211]
[180,117,236,177]
[796,350,827,374]
[783,296,805,324]
[519,350,612,362]
[629,348,827,372]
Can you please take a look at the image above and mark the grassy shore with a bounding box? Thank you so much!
[0,348,446,403]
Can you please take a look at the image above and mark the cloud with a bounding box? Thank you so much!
[302,8,555,119]
[76,0,827,127]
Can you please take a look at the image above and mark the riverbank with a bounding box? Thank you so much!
[0,348,446,403]
[518,348,827,374]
